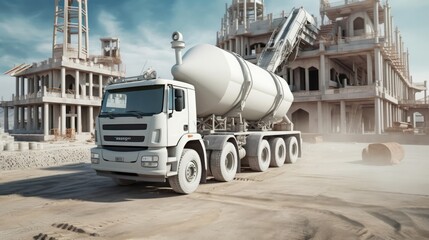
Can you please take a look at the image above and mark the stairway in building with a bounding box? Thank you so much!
[317,23,335,41]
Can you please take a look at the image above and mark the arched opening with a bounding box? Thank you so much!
[309,67,319,90]
[65,74,75,94]
[293,67,305,91]
[353,17,365,36]
[292,109,310,133]
[414,112,425,133]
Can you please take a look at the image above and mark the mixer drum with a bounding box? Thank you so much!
[171,44,293,121]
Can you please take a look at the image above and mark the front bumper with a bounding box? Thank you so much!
[91,147,170,182]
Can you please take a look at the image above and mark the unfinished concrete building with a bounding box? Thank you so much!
[217,0,428,135]
[1,0,124,141]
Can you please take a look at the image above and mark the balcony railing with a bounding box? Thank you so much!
[13,89,101,102]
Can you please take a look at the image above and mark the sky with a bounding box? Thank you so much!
[0,0,428,101]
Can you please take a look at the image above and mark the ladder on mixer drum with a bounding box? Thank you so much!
[257,7,318,73]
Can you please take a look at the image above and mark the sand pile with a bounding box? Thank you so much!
[0,143,92,171]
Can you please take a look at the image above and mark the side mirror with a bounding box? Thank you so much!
[174,89,184,112]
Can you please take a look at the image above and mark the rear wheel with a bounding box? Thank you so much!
[210,142,238,182]
[249,139,271,172]
[168,149,202,194]
[269,138,286,167]
[285,136,299,164]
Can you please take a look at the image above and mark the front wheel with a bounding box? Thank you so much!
[168,149,202,194]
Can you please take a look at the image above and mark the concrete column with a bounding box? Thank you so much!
[289,68,294,91]
[71,106,76,131]
[243,0,247,30]
[374,48,382,89]
[82,74,87,97]
[340,101,346,133]
[319,54,326,92]
[61,67,66,97]
[99,74,103,98]
[317,101,323,133]
[20,77,25,97]
[26,106,32,131]
[77,105,82,134]
[13,106,18,131]
[374,0,379,43]
[235,38,239,54]
[305,67,310,92]
[367,53,373,85]
[20,107,25,129]
[34,76,39,94]
[75,70,80,98]
[27,78,32,94]
[374,98,383,134]
[89,72,93,99]
[61,104,66,135]
[43,103,49,136]
[89,106,94,133]
[15,77,20,99]
[384,2,389,44]
[33,106,38,130]
[3,107,8,131]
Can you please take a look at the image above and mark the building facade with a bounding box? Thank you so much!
[217,0,428,134]
[1,0,124,141]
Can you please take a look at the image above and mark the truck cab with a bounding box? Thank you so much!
[91,77,207,193]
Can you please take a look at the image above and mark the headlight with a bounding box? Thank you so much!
[91,152,100,164]
[141,155,159,168]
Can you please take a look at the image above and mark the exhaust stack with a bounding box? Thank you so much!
[171,32,185,65]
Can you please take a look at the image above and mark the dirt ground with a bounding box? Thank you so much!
[0,142,428,240]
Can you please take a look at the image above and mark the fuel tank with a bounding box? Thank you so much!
[171,44,293,121]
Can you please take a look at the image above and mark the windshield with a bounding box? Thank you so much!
[100,85,164,117]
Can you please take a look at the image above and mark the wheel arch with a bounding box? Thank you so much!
[170,134,207,183]
[203,135,239,175]
[184,139,207,183]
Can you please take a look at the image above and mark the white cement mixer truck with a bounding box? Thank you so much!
[91,32,302,194]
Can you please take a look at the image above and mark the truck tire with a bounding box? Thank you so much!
[168,149,202,194]
[112,178,135,186]
[210,142,238,182]
[249,139,271,172]
[285,136,299,164]
[269,137,286,167]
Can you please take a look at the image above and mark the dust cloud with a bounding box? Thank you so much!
[0,141,428,239]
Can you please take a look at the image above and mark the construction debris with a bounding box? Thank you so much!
[385,121,415,134]
[362,142,405,165]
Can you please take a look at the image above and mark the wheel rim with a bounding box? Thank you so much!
[291,142,297,156]
[261,147,269,163]
[278,144,285,159]
[185,160,198,182]
[225,152,234,171]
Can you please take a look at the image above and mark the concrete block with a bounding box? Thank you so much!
[18,142,29,151]
[362,142,404,165]
[29,142,38,150]
[4,142,14,151]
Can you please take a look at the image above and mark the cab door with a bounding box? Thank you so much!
[167,85,189,146]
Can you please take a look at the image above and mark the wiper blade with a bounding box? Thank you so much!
[126,111,144,118]
[100,112,115,119]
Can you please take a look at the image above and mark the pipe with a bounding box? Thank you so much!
[171,32,185,65]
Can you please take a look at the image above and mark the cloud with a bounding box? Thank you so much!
[97,9,122,37]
